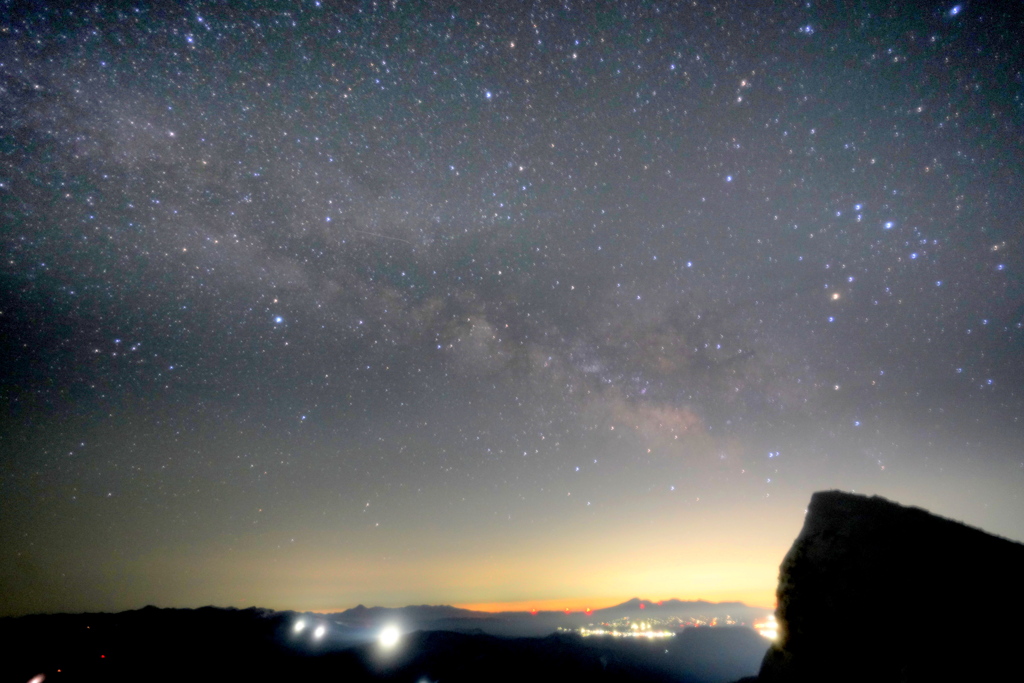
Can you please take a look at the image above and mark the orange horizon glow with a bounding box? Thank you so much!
[303,598,610,615]
[453,594,775,614]
[303,589,777,615]
[453,597,606,613]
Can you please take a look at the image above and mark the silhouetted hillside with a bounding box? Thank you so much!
[759,490,1024,682]
[0,604,767,683]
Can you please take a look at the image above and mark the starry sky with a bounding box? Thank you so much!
[2,0,1023,618]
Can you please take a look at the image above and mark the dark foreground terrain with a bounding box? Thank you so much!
[18,490,1019,683]
[0,606,768,683]
[760,490,1024,682]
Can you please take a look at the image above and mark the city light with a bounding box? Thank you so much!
[293,619,306,634]
[564,610,747,639]
[579,627,675,639]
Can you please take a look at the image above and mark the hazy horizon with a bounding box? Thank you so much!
[2,594,775,620]
[3,0,1023,619]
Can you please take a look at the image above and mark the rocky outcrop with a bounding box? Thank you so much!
[759,490,1024,682]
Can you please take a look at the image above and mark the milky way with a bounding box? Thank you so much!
[2,1,1022,616]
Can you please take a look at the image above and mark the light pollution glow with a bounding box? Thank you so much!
[119,492,794,615]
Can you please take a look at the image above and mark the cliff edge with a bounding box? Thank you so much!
[759,490,1024,682]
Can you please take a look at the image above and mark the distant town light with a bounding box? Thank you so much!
[294,619,307,633]
[580,626,674,639]
[313,624,326,640]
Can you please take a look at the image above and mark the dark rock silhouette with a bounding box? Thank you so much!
[759,490,1024,682]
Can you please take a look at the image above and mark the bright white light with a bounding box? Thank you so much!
[294,619,306,633]
[314,624,326,640]
[754,614,779,641]
[379,625,401,648]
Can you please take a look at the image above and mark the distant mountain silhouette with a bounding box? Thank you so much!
[326,598,768,638]
[758,490,1024,682]
[591,598,752,620]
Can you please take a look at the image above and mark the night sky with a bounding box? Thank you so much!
[2,0,1023,618]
